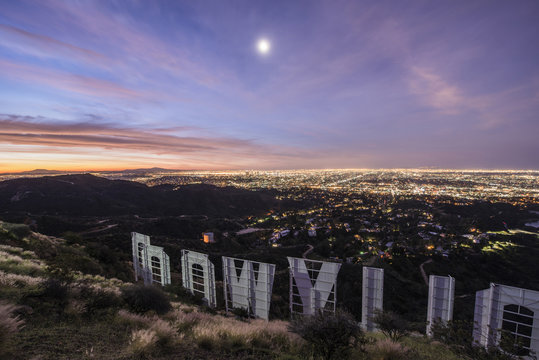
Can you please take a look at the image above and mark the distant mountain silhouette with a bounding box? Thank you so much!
[103,167,181,174]
[0,174,281,216]
[0,169,72,176]
[0,167,183,176]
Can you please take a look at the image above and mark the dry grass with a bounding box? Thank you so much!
[369,339,410,360]
[0,301,25,354]
[0,244,37,258]
[0,249,45,275]
[151,318,180,348]
[117,309,155,328]
[120,307,300,355]
[70,278,123,298]
[0,270,44,286]
[119,309,182,355]
[128,329,158,357]
[171,309,300,352]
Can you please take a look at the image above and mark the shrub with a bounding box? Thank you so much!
[41,278,69,307]
[122,284,172,315]
[0,301,24,355]
[373,310,409,342]
[429,320,525,360]
[3,223,31,240]
[430,319,472,347]
[289,310,365,360]
[84,288,123,315]
[231,306,251,320]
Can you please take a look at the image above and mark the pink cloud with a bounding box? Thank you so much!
[0,24,104,63]
[409,66,465,114]
[0,115,309,169]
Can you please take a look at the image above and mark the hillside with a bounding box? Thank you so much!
[0,174,284,217]
[0,221,470,360]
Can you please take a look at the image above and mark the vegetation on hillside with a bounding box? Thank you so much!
[0,220,479,360]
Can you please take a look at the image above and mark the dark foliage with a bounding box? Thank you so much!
[39,279,69,310]
[289,310,365,360]
[164,283,203,306]
[231,307,250,320]
[372,310,410,342]
[2,223,31,240]
[121,284,171,315]
[0,174,287,217]
[430,319,535,360]
[430,319,472,347]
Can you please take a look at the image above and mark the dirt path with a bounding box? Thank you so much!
[420,259,433,286]
[302,244,314,258]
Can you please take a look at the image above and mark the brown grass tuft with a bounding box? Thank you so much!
[0,301,25,354]
[369,339,411,360]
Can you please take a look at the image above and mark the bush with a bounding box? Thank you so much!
[41,278,69,307]
[164,283,204,305]
[0,301,24,355]
[122,285,172,315]
[289,310,365,360]
[84,288,123,315]
[3,223,31,240]
[430,319,472,347]
[373,310,409,342]
[231,306,250,320]
[430,320,526,360]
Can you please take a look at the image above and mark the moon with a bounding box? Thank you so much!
[256,38,271,55]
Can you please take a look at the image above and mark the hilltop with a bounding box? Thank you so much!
[0,221,469,360]
[0,174,285,217]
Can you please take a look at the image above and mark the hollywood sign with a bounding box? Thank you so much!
[131,232,171,286]
[131,232,539,358]
[223,256,275,320]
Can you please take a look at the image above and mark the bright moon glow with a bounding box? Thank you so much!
[257,38,271,54]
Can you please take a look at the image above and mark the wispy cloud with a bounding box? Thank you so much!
[0,114,307,169]
[0,23,104,63]
[37,0,226,87]
[408,66,466,115]
[0,58,148,101]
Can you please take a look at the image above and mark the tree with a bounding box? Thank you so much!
[372,309,409,342]
[289,310,365,360]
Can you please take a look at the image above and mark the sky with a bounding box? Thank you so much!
[0,0,538,172]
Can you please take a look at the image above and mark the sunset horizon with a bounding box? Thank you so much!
[2,166,539,175]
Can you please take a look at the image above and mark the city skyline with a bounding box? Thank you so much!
[1,0,539,172]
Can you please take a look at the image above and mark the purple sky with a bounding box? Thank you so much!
[1,0,538,171]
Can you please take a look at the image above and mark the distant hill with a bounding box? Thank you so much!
[0,169,73,176]
[0,167,183,176]
[0,174,282,217]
